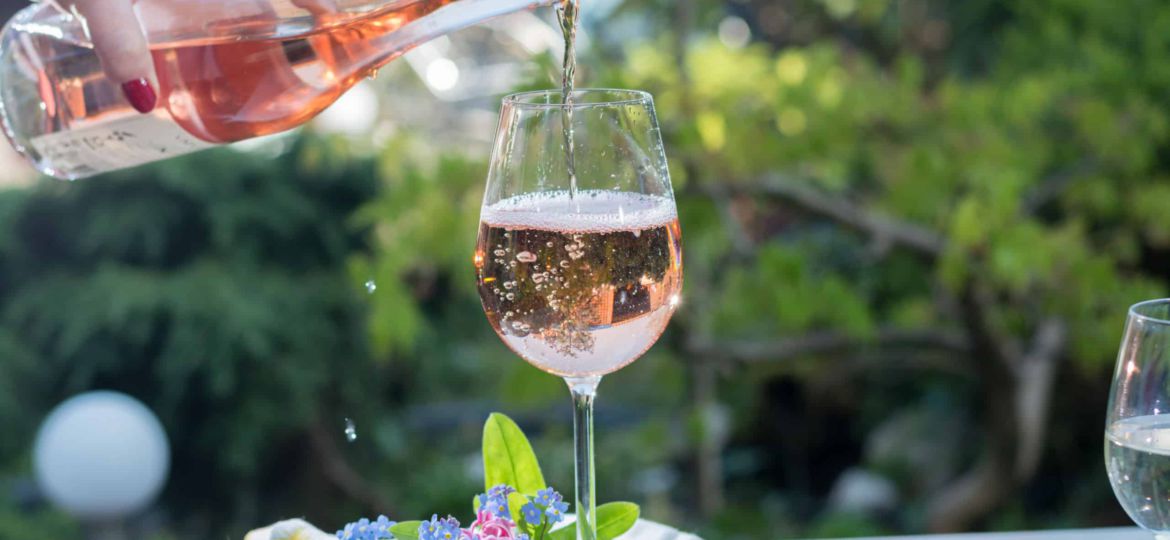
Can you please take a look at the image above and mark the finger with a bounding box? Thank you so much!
[290,0,339,16]
[75,0,158,113]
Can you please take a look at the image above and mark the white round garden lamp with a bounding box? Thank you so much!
[33,391,171,539]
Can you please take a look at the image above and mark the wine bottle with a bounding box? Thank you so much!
[0,0,553,179]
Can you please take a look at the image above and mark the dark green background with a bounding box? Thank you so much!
[1,0,1166,538]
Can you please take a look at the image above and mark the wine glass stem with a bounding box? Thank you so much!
[567,376,601,540]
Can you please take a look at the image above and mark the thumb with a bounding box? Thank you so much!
[291,0,340,16]
[73,0,158,113]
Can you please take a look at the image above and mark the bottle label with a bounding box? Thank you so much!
[29,115,215,176]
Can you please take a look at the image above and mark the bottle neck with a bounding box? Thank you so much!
[28,0,558,50]
[363,0,557,70]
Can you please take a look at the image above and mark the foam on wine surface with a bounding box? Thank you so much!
[480,190,678,232]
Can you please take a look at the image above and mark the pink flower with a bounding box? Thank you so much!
[479,518,514,539]
[475,509,495,526]
[464,515,517,540]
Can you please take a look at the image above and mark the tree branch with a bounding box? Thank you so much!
[808,352,976,388]
[1014,318,1066,479]
[688,161,1078,531]
[1022,160,1097,214]
[961,282,1025,364]
[927,286,1020,532]
[704,176,946,257]
[687,327,969,364]
[928,289,1068,531]
[712,195,755,259]
[926,457,1013,532]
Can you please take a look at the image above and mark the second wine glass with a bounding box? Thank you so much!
[1107,299,1170,539]
[474,89,682,540]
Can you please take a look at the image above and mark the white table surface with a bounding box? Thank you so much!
[635,523,1152,540]
[839,527,1148,540]
[247,519,1148,540]
[621,519,702,540]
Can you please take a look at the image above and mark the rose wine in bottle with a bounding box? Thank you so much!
[0,0,553,179]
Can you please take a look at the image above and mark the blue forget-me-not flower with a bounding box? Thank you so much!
[533,488,562,506]
[544,500,568,524]
[520,502,543,525]
[337,515,396,540]
[477,484,515,520]
[419,514,463,540]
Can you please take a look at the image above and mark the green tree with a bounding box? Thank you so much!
[575,0,1168,532]
[0,136,384,536]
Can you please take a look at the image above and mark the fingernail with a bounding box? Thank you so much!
[121,78,157,113]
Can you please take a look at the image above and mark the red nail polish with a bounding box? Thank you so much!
[121,78,157,113]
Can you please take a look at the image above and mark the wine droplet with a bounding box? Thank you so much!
[344,418,357,442]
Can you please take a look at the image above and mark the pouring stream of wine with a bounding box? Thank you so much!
[556,0,580,199]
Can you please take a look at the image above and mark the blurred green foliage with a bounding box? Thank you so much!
[1,0,1169,538]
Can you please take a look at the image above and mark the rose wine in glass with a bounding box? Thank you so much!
[477,191,682,376]
[475,89,681,540]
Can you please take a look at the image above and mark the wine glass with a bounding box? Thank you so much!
[474,89,682,540]
[1106,299,1170,538]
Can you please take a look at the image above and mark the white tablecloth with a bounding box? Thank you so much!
[620,519,703,540]
[839,527,1148,540]
[248,519,1148,540]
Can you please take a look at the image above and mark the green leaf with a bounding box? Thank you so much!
[389,521,422,540]
[596,502,640,540]
[547,502,641,540]
[508,491,529,528]
[549,524,575,540]
[482,413,546,494]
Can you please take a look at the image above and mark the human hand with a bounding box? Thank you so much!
[69,0,340,114]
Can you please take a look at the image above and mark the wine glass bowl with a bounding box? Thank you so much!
[474,88,681,540]
[1106,299,1170,539]
[475,89,682,378]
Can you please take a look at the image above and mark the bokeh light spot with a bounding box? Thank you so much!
[425,58,460,92]
[776,52,808,86]
[718,16,752,49]
[777,108,807,136]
